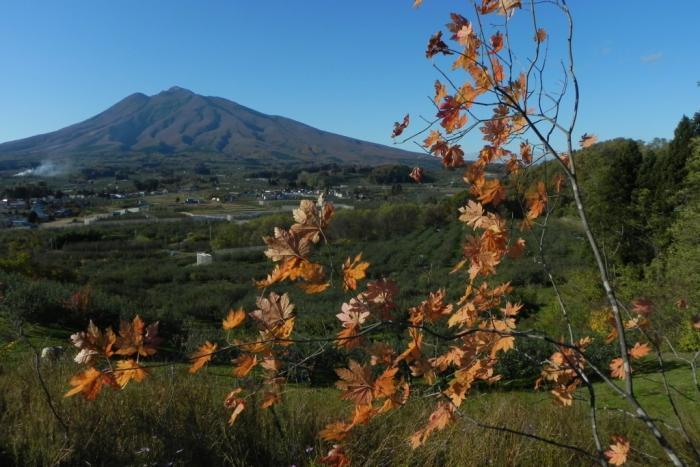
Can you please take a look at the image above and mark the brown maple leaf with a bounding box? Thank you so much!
[115,315,161,357]
[535,28,547,43]
[426,31,451,58]
[409,166,424,183]
[70,320,116,365]
[335,360,374,406]
[392,114,410,138]
[320,444,351,466]
[250,292,295,331]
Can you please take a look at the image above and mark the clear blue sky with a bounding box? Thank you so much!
[0,1,698,151]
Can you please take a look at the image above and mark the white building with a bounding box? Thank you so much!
[196,252,213,266]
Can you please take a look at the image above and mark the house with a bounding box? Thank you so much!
[196,252,213,266]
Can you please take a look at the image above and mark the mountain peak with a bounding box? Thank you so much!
[163,86,193,95]
[0,88,428,167]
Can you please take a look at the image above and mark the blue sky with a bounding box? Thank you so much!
[0,1,698,152]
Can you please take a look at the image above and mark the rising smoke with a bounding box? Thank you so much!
[14,160,68,177]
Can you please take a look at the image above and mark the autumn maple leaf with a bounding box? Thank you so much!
[336,299,370,349]
[579,133,598,148]
[189,341,217,374]
[535,28,547,43]
[409,166,424,183]
[526,181,548,220]
[433,80,447,105]
[290,198,334,243]
[232,354,257,378]
[605,435,630,465]
[250,292,295,331]
[392,114,410,138]
[490,32,504,53]
[631,298,653,317]
[115,315,161,357]
[628,342,651,360]
[409,289,453,324]
[320,444,351,466]
[423,129,443,148]
[335,360,375,405]
[410,401,455,448]
[64,367,118,400]
[224,388,246,425]
[342,254,369,291]
[437,96,468,133]
[114,359,149,388]
[609,357,626,379]
[263,227,311,262]
[519,142,533,165]
[70,320,116,365]
[362,278,398,320]
[508,238,526,258]
[426,31,451,58]
[223,308,246,330]
[476,179,506,206]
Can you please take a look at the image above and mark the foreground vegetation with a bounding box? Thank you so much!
[0,358,696,466]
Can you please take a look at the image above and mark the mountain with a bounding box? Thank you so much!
[0,86,429,168]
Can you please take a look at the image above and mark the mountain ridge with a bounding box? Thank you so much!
[0,87,429,168]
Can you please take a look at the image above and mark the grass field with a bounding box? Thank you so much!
[0,350,697,466]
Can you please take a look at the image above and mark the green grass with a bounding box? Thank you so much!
[0,354,697,466]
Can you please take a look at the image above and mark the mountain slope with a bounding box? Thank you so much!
[0,87,428,166]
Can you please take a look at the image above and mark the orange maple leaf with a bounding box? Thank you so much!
[410,401,455,448]
[114,359,149,388]
[343,254,369,291]
[223,308,246,330]
[605,435,630,465]
[628,342,651,360]
[579,133,598,148]
[64,367,118,400]
[189,341,217,374]
[476,179,506,206]
[232,354,257,378]
[224,388,246,426]
[609,357,626,379]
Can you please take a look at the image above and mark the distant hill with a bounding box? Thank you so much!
[0,86,430,169]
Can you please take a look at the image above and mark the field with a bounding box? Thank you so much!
[0,357,696,466]
[1,194,699,465]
